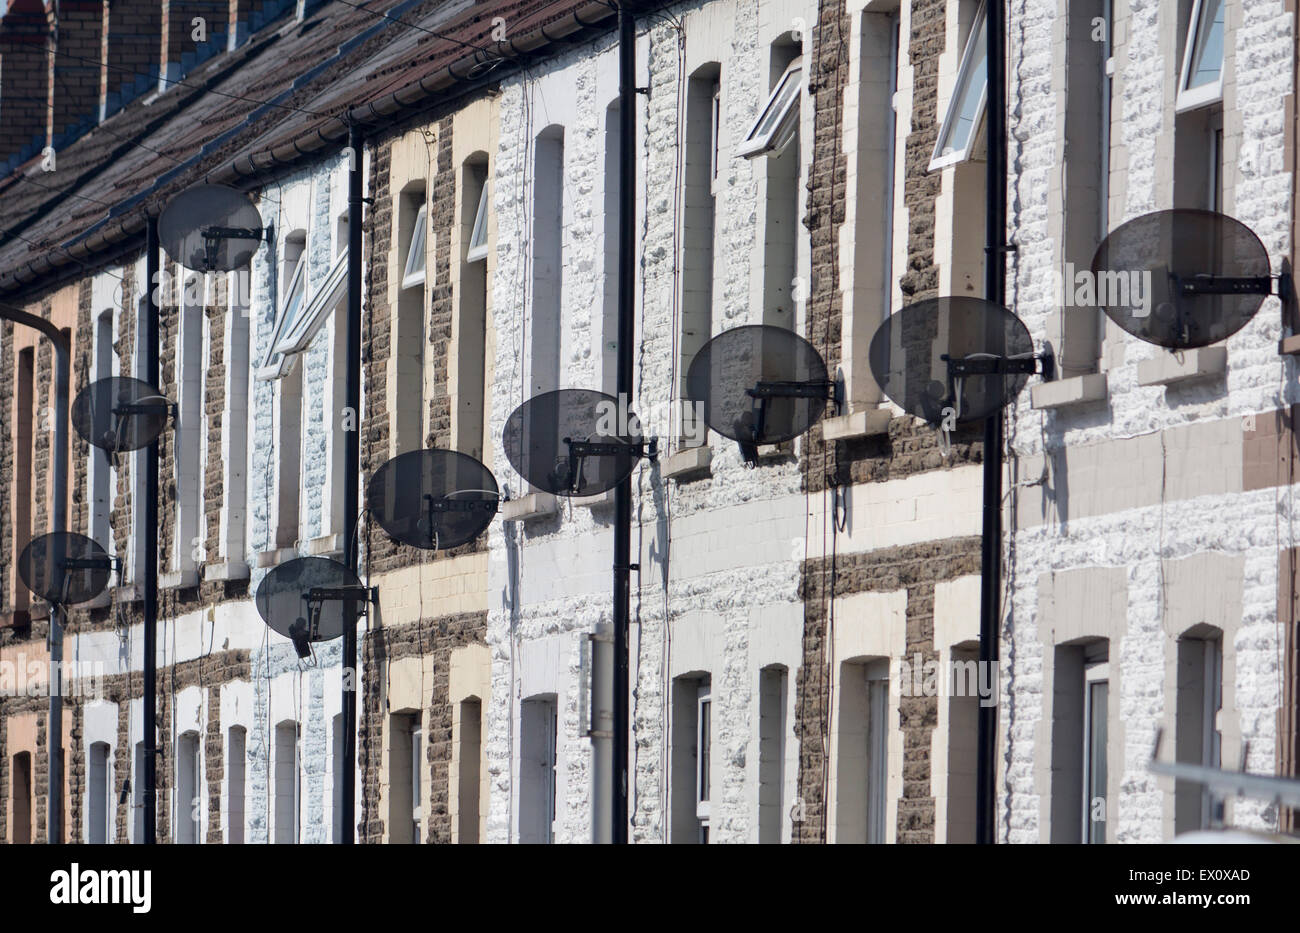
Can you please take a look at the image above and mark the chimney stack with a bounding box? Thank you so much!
[101,0,160,117]
[160,0,228,89]
[0,0,51,167]
[47,0,105,144]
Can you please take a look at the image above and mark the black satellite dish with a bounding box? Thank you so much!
[18,532,114,606]
[367,448,499,550]
[255,557,366,660]
[159,184,264,273]
[868,297,1041,426]
[1090,209,1278,349]
[72,376,172,453]
[685,324,833,462]
[503,389,654,497]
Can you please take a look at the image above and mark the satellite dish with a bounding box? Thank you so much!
[367,448,499,550]
[1090,209,1275,349]
[72,377,171,452]
[18,532,113,606]
[158,184,264,272]
[868,297,1038,426]
[503,389,651,497]
[685,324,833,459]
[255,557,365,659]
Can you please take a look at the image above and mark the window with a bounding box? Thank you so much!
[710,84,722,188]
[760,42,804,329]
[227,726,245,844]
[1174,105,1223,211]
[174,290,203,574]
[411,721,423,843]
[670,673,711,843]
[945,646,980,843]
[331,714,344,844]
[758,666,787,843]
[680,67,720,427]
[14,347,33,611]
[89,311,115,548]
[274,252,346,358]
[457,698,482,844]
[1083,657,1109,844]
[394,189,427,455]
[1177,0,1225,112]
[519,695,557,844]
[176,731,200,843]
[697,684,712,842]
[274,360,303,551]
[88,742,111,844]
[1176,633,1224,832]
[601,104,620,398]
[737,58,802,158]
[402,204,428,289]
[531,127,565,398]
[929,1,987,170]
[259,246,306,378]
[466,184,489,263]
[835,658,889,843]
[11,752,32,844]
[274,722,299,844]
[132,742,146,843]
[388,712,422,844]
[456,159,489,459]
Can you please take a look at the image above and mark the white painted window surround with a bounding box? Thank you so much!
[1176,0,1225,113]
[929,0,987,170]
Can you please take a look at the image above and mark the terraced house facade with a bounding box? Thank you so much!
[1,0,1297,846]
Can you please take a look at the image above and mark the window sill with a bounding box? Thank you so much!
[305,533,345,557]
[204,560,250,583]
[1030,373,1109,410]
[575,488,616,509]
[256,547,299,569]
[821,409,892,441]
[113,583,143,604]
[500,492,558,522]
[160,570,201,591]
[1136,347,1226,387]
[82,590,113,610]
[1279,334,1300,356]
[661,445,713,480]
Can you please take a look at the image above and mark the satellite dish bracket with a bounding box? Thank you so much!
[743,378,834,449]
[200,224,265,272]
[561,437,659,495]
[306,584,378,607]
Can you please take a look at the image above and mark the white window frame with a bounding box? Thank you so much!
[928,1,988,171]
[402,203,428,289]
[258,254,307,379]
[467,182,490,263]
[736,58,803,159]
[276,250,346,357]
[696,685,712,841]
[1082,660,1109,844]
[1176,0,1226,113]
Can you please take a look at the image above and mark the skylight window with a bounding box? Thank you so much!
[929,2,987,171]
[736,58,802,159]
[467,183,490,263]
[402,204,428,289]
[1177,0,1225,112]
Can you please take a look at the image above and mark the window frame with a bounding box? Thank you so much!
[736,57,803,159]
[864,660,889,844]
[402,203,428,289]
[928,0,988,171]
[710,82,722,192]
[258,252,307,379]
[1176,0,1226,113]
[466,182,490,263]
